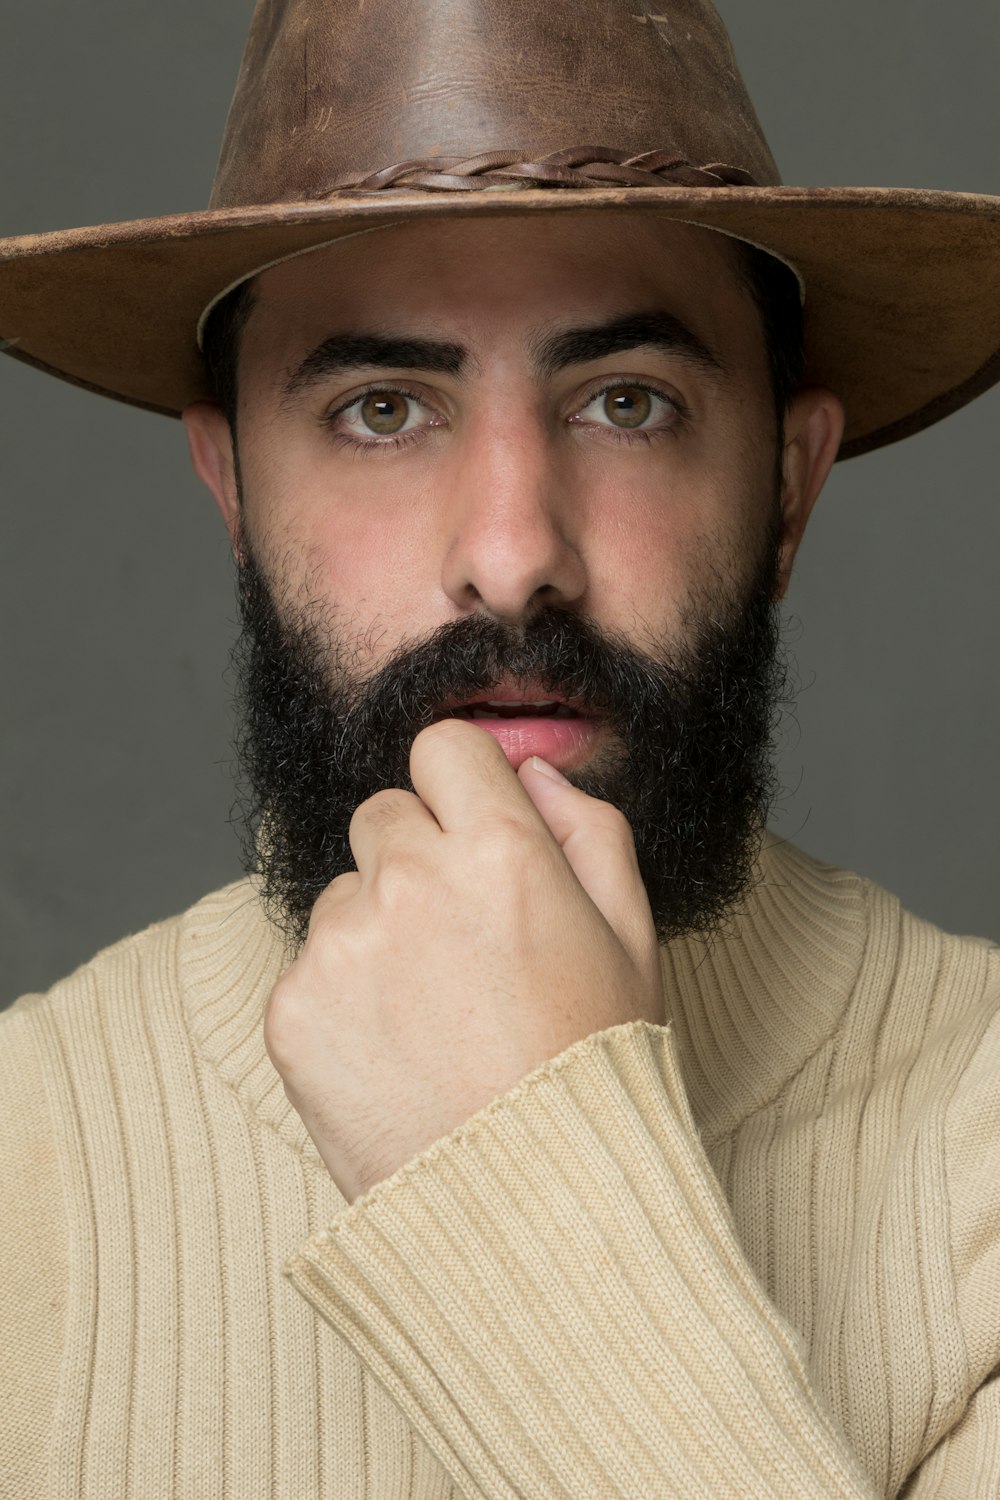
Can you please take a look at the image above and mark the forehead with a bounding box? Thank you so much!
[241,212,761,378]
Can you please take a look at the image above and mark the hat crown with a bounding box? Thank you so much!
[209,0,781,208]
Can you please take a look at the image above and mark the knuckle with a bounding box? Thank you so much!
[475,815,530,866]
[371,851,427,911]
[263,971,307,1069]
[350,787,411,837]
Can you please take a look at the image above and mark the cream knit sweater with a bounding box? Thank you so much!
[2,838,999,1499]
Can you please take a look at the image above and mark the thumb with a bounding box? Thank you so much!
[518,756,656,965]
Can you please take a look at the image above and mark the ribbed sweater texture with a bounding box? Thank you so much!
[2,838,999,1498]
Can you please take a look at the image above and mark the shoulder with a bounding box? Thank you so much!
[0,881,267,1483]
[1,878,278,1149]
[2,879,260,1035]
[771,837,999,1061]
[666,835,999,1143]
[0,878,266,1158]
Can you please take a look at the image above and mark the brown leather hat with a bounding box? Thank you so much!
[1,0,998,458]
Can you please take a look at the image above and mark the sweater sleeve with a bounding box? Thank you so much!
[284,1020,877,1500]
[0,996,69,1498]
[898,1001,1000,1496]
[900,1371,1000,1497]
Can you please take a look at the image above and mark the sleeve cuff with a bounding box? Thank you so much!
[286,1020,874,1499]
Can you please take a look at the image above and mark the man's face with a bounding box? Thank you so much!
[235,213,782,685]
[185,212,838,945]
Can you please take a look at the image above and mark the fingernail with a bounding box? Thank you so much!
[530,756,571,784]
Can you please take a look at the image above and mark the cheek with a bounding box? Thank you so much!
[580,428,773,638]
[302,513,425,606]
[289,487,439,649]
[245,442,432,606]
[602,515,708,637]
[578,466,743,632]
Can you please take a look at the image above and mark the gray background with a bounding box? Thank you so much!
[1,0,998,1006]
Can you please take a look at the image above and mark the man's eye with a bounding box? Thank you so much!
[336,390,427,438]
[575,384,677,430]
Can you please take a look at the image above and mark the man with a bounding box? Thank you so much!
[1,1,999,1497]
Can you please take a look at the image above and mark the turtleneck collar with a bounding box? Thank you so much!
[662,835,869,1144]
[180,835,868,1158]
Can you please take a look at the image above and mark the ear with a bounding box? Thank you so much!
[775,386,845,599]
[182,401,242,554]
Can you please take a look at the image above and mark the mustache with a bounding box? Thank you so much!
[237,552,757,744]
[329,614,682,734]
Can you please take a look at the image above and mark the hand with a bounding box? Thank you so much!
[264,717,665,1201]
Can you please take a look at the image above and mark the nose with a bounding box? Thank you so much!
[439,413,588,622]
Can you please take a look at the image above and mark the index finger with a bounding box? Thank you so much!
[408,717,549,836]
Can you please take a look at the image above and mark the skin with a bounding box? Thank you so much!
[183,213,844,1201]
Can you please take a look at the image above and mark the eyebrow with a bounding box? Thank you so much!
[531,311,726,380]
[280,308,725,405]
[281,332,466,403]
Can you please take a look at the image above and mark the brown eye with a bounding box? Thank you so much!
[360,393,409,434]
[603,387,652,428]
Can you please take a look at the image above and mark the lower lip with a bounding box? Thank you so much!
[462,715,602,770]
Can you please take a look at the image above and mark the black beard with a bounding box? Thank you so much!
[230,517,790,951]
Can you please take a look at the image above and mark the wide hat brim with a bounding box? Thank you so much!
[2,182,999,459]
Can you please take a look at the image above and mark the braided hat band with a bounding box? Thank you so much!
[332,147,757,195]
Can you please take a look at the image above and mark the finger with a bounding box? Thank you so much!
[408,717,550,837]
[517,756,657,965]
[348,786,439,875]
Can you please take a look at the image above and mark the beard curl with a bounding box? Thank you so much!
[230,517,791,952]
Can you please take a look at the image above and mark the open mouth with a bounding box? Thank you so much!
[433,700,584,722]
[427,685,602,769]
